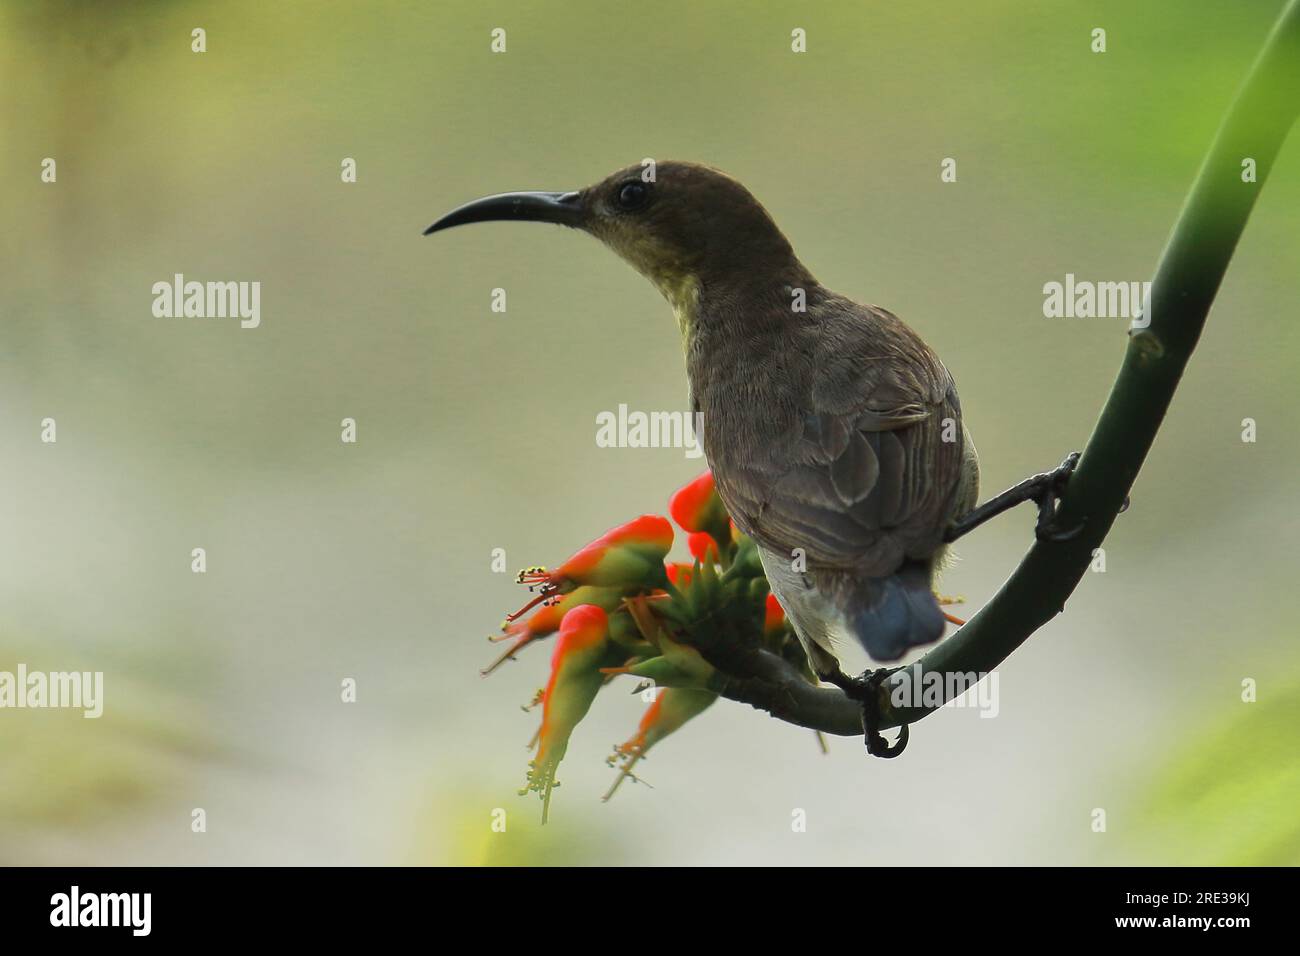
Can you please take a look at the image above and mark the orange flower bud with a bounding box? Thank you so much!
[525,605,612,822]
[669,471,732,550]
[764,592,787,636]
[605,687,718,801]
[511,516,673,619]
[665,561,695,587]
[687,531,720,565]
[484,586,624,675]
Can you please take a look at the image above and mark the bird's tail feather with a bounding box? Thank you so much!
[846,562,944,662]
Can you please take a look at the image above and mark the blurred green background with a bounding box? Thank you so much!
[1,0,1297,865]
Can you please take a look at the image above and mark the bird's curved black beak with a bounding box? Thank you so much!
[423,190,584,235]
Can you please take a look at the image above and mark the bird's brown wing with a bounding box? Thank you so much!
[716,307,965,572]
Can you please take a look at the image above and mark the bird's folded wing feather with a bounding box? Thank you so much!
[721,308,964,570]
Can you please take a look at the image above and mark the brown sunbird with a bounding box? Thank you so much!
[426,161,1079,755]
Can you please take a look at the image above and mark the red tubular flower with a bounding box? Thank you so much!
[526,605,612,822]
[687,531,720,565]
[511,515,673,618]
[484,586,623,676]
[764,592,787,636]
[604,687,719,801]
[668,471,732,550]
[665,562,695,587]
[669,471,718,532]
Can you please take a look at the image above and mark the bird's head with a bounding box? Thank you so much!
[425,161,808,315]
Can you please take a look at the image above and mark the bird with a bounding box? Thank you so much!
[425,161,1077,755]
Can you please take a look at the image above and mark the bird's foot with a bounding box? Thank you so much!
[945,451,1099,544]
[1031,452,1084,541]
[823,667,909,758]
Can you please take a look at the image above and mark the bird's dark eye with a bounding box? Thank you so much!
[616,181,650,210]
